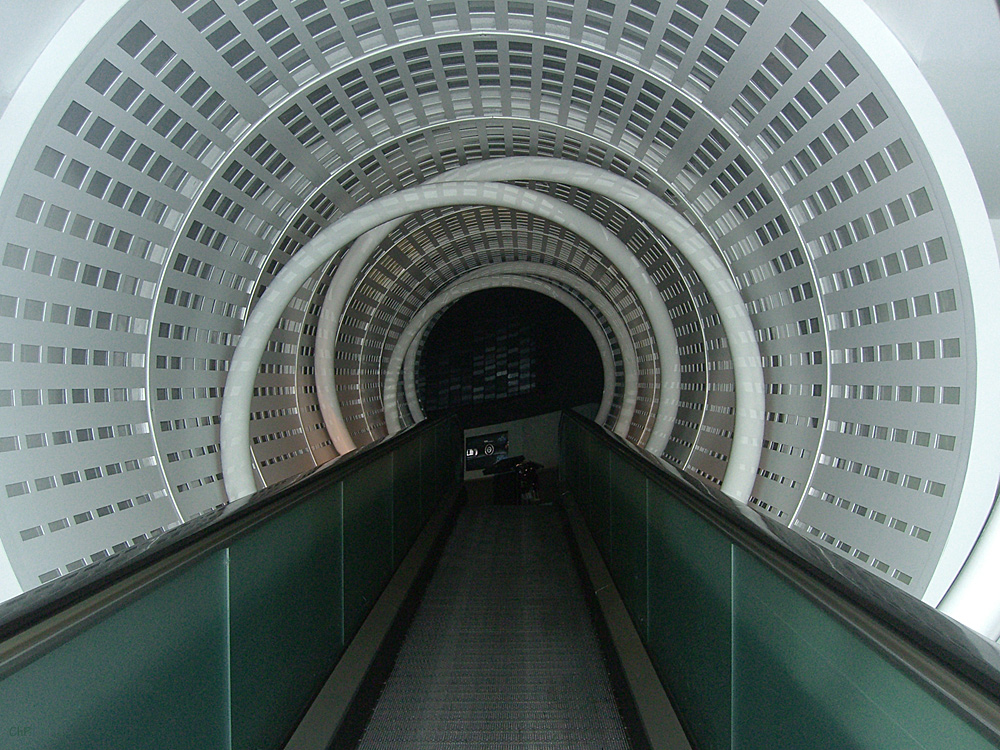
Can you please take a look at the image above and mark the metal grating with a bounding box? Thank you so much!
[357,501,630,749]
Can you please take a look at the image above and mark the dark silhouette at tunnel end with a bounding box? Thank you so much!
[416,287,603,429]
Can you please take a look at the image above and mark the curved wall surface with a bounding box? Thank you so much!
[1,0,999,635]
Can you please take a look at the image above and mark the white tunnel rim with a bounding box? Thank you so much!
[312,168,683,454]
[312,157,764,500]
[221,179,682,501]
[385,272,620,430]
[386,262,639,433]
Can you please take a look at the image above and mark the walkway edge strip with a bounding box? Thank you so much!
[563,495,694,750]
[283,487,463,750]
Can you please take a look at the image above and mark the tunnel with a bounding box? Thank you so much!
[1,0,1000,669]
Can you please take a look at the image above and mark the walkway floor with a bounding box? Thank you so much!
[356,498,631,749]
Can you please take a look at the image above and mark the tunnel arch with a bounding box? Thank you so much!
[307,157,765,499]
[219,179,688,499]
[388,263,635,430]
[391,259,644,437]
[386,273,616,426]
[375,237,642,436]
[0,0,998,635]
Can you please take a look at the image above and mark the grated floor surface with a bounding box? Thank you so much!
[356,501,631,749]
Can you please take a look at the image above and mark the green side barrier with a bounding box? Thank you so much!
[560,412,1000,750]
[1,553,230,750]
[229,482,344,750]
[0,416,461,750]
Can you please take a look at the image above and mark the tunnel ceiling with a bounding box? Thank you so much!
[1,0,998,632]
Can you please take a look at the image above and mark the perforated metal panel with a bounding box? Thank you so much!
[0,0,992,606]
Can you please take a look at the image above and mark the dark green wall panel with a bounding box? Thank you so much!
[609,454,648,638]
[229,484,344,750]
[562,420,586,498]
[647,482,733,750]
[732,549,995,750]
[434,421,460,503]
[587,431,611,558]
[343,454,394,640]
[561,415,996,750]
[420,428,438,523]
[0,418,461,750]
[0,553,230,750]
[394,439,423,565]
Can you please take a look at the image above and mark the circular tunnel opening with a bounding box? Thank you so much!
[415,287,603,429]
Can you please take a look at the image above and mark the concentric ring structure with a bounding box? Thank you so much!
[1,0,999,638]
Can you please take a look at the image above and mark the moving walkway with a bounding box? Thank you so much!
[1,412,998,749]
